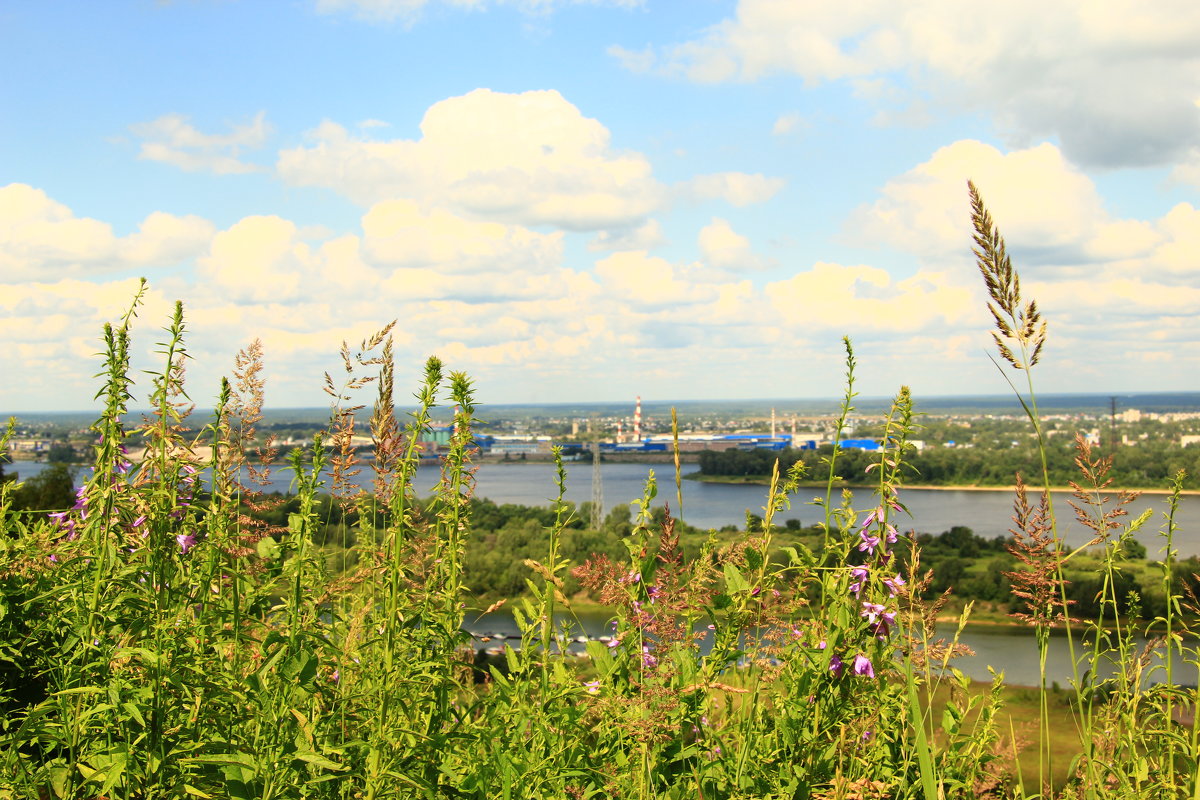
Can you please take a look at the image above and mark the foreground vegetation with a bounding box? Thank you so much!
[1,186,1198,799]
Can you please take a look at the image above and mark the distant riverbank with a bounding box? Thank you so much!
[686,472,1200,495]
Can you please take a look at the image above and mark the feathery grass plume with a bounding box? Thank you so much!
[1003,473,1068,793]
[1067,433,1138,547]
[231,338,276,487]
[369,333,402,507]
[223,340,283,559]
[1003,474,1069,630]
[322,323,394,509]
[970,180,1046,371]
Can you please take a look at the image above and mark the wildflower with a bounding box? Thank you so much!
[176,533,197,554]
[857,530,880,555]
[647,585,662,602]
[861,601,896,638]
[883,573,906,597]
[829,654,845,677]
[584,680,600,694]
[884,524,898,545]
[859,507,881,530]
[849,566,869,595]
[852,654,875,678]
[861,730,874,743]
[641,646,658,669]
[131,515,147,530]
[606,637,620,649]
[860,602,886,625]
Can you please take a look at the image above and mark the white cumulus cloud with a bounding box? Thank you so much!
[697,217,768,272]
[0,184,214,281]
[277,89,665,230]
[849,140,1164,270]
[131,112,271,174]
[619,0,1200,169]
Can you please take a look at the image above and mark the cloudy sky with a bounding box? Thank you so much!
[3,1,1199,413]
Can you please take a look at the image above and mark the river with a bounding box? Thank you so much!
[18,458,1199,553]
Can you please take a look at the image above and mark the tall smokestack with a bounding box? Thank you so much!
[771,407,776,438]
[634,396,642,442]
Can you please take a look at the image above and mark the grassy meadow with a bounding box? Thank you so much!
[1,187,1198,799]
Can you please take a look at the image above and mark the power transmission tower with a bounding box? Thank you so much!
[591,441,604,530]
[1110,396,1118,452]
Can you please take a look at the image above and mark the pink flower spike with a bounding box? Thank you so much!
[883,573,906,597]
[860,602,886,625]
[584,680,600,694]
[829,654,844,677]
[849,566,869,596]
[641,646,658,669]
[852,654,875,678]
[176,533,197,555]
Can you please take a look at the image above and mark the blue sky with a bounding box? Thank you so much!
[2,0,1199,412]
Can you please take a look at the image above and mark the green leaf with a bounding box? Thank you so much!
[256,536,279,560]
[294,751,346,771]
[723,563,750,594]
[280,648,319,692]
[585,640,615,676]
[744,548,763,571]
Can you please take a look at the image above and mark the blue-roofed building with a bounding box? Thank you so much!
[840,438,881,452]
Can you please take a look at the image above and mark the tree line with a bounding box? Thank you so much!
[698,440,1200,490]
